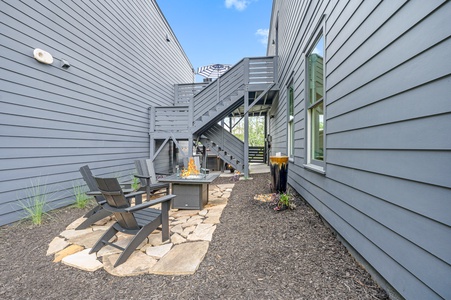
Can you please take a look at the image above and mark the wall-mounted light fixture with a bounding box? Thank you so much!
[272,39,275,45]
[165,34,170,42]
[33,48,53,64]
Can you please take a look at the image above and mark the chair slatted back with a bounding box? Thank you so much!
[79,165,105,204]
[135,159,158,184]
[94,177,139,230]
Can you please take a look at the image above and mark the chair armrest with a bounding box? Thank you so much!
[125,194,176,212]
[124,191,146,199]
[86,191,101,196]
[134,174,151,179]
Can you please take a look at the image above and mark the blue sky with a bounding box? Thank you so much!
[157,0,273,82]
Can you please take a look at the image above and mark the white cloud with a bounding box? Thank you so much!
[256,28,269,45]
[225,0,250,11]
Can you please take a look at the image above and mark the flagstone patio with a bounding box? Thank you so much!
[46,183,234,277]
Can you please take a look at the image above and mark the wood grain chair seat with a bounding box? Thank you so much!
[89,176,175,267]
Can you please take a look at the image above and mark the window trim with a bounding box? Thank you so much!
[287,80,294,158]
[304,27,326,173]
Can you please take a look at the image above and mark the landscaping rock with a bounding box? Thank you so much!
[47,237,69,256]
[150,241,209,275]
[61,248,103,272]
[103,251,157,276]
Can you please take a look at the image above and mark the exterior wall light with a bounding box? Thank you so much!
[33,48,53,64]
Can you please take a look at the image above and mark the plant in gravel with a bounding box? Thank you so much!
[18,177,51,225]
[273,192,296,211]
[131,176,140,191]
[72,181,91,209]
[231,170,241,182]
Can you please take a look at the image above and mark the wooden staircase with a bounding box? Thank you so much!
[199,124,245,172]
[150,56,278,175]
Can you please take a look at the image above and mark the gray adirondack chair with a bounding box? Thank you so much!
[75,165,112,230]
[134,159,170,201]
[90,177,175,267]
[76,165,142,230]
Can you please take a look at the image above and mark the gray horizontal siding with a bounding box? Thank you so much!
[269,0,451,299]
[0,0,193,225]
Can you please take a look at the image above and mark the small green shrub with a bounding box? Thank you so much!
[272,192,296,211]
[131,176,140,191]
[72,182,90,209]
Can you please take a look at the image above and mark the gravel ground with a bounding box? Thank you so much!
[0,173,388,299]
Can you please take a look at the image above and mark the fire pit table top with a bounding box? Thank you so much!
[158,173,220,184]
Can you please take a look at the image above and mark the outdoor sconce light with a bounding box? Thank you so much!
[33,48,53,64]
[272,39,275,45]
[61,59,70,69]
[165,34,170,42]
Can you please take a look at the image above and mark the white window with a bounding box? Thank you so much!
[307,35,325,168]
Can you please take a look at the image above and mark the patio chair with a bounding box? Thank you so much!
[90,176,175,267]
[75,165,142,230]
[134,159,170,201]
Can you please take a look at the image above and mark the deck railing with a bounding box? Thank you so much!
[174,83,208,105]
[192,56,277,125]
[149,106,190,133]
[153,56,277,133]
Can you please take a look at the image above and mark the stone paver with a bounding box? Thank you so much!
[171,233,186,245]
[147,232,166,246]
[146,243,173,259]
[68,230,106,248]
[61,248,103,272]
[150,241,209,275]
[47,237,69,256]
[187,224,216,242]
[54,244,84,263]
[49,178,235,276]
[203,215,221,224]
[171,224,183,234]
[60,228,92,239]
[65,217,86,230]
[103,251,158,276]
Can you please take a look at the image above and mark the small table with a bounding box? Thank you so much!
[158,173,220,210]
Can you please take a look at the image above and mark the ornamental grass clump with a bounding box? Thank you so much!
[18,178,51,225]
[72,181,90,209]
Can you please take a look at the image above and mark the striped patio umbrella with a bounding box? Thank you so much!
[197,64,231,79]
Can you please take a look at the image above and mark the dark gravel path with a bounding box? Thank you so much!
[0,173,388,299]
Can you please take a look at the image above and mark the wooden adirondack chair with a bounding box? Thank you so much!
[134,159,170,201]
[76,165,142,230]
[90,177,175,267]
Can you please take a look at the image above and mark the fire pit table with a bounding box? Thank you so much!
[158,173,220,210]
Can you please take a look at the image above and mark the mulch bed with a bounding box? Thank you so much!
[0,173,388,299]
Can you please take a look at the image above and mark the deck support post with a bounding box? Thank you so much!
[244,86,249,178]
